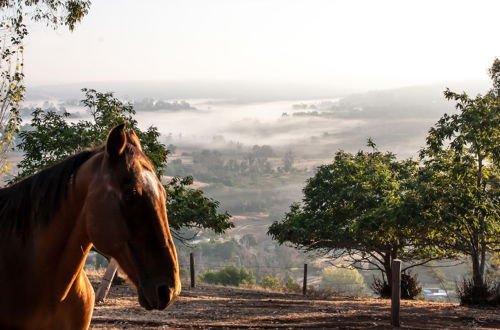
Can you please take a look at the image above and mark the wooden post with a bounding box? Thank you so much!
[190,252,195,288]
[302,263,308,296]
[391,259,402,327]
[95,259,118,303]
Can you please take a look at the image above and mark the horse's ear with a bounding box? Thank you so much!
[106,124,127,159]
[127,130,142,151]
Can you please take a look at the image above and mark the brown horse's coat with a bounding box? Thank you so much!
[0,125,180,329]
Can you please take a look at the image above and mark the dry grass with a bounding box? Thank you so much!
[88,273,500,329]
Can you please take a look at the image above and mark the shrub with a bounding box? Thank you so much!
[179,267,188,281]
[260,275,282,290]
[457,278,500,306]
[371,272,422,300]
[371,277,391,298]
[284,276,301,293]
[321,265,369,297]
[401,273,422,299]
[198,265,255,286]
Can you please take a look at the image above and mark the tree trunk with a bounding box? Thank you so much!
[383,253,392,288]
[476,152,486,284]
[471,252,484,288]
[479,238,487,281]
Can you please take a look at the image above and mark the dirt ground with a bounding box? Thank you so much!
[89,277,500,330]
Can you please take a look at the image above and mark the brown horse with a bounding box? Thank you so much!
[0,124,181,329]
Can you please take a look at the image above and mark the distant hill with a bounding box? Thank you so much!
[26,79,489,105]
[25,80,353,103]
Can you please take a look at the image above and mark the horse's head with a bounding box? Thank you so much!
[83,124,180,310]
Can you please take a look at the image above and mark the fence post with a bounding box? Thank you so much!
[302,263,308,296]
[95,258,118,303]
[391,259,402,327]
[190,252,195,288]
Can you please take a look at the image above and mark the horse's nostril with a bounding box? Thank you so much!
[157,284,169,306]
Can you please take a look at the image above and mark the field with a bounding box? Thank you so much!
[88,275,500,329]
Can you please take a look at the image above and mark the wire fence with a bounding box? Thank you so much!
[85,251,459,303]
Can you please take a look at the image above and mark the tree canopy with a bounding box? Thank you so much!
[268,142,447,285]
[16,89,233,239]
[0,0,91,173]
[419,58,499,289]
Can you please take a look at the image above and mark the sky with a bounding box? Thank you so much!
[24,0,500,91]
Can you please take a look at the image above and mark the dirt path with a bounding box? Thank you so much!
[90,281,500,329]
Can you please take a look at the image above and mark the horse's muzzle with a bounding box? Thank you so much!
[138,277,180,310]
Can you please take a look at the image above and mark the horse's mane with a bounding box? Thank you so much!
[0,148,102,237]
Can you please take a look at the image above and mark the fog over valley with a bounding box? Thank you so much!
[24,79,488,160]
[18,79,487,231]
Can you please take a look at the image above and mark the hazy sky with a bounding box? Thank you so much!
[24,0,499,90]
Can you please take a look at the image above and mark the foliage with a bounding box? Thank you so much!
[320,265,369,297]
[17,89,168,177]
[260,275,281,290]
[132,98,196,111]
[166,176,232,237]
[281,150,294,173]
[370,277,390,298]
[196,240,239,261]
[15,89,233,238]
[198,265,255,286]
[456,277,499,306]
[370,273,422,300]
[0,0,90,174]
[283,275,301,293]
[269,141,447,289]
[239,233,258,248]
[171,145,279,185]
[401,273,422,300]
[419,59,499,293]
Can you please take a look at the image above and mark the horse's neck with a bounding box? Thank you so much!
[33,162,95,302]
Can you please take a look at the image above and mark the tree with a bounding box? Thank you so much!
[282,150,294,173]
[16,89,233,239]
[198,265,255,286]
[260,274,281,290]
[0,0,90,173]
[320,265,369,297]
[268,142,447,291]
[419,59,499,292]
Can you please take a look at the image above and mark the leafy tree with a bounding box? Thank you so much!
[0,0,90,173]
[196,240,239,261]
[16,89,233,239]
[371,272,422,300]
[282,150,294,173]
[283,275,301,293]
[239,233,258,248]
[251,145,275,158]
[268,142,448,291]
[198,265,255,286]
[320,265,369,297]
[260,275,281,290]
[419,59,499,292]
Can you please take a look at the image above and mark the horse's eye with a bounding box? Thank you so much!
[123,187,138,203]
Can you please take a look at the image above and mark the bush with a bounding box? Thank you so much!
[284,276,301,293]
[457,278,500,306]
[198,265,255,286]
[371,272,422,300]
[321,265,369,297]
[401,273,422,299]
[260,275,282,290]
[371,277,391,298]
